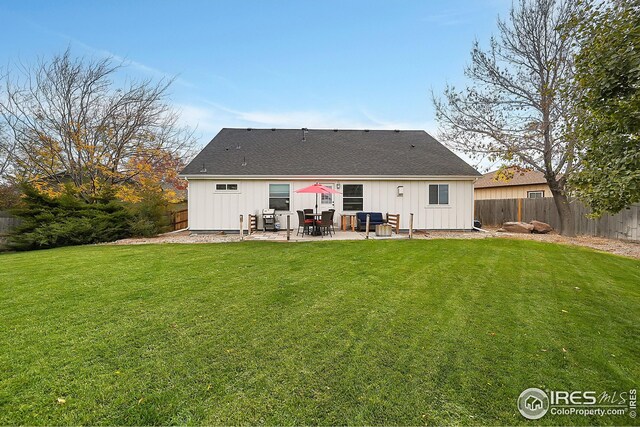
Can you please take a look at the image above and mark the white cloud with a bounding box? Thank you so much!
[205,102,368,129]
[195,101,433,130]
[66,37,194,88]
[359,108,436,132]
[12,16,195,89]
[179,101,444,147]
[420,9,469,26]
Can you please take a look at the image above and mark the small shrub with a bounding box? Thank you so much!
[129,218,158,237]
[125,191,171,237]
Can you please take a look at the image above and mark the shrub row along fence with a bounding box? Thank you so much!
[474,198,640,241]
[2,208,188,236]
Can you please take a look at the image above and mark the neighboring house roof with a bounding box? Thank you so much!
[181,128,480,177]
[474,168,548,189]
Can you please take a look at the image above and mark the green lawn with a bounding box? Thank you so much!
[0,239,638,425]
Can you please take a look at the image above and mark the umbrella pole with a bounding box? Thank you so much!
[314,193,319,236]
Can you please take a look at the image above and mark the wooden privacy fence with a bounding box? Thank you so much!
[475,198,640,241]
[0,211,20,234]
[169,208,188,231]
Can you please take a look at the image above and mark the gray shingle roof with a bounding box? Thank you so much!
[474,168,548,188]
[181,128,480,177]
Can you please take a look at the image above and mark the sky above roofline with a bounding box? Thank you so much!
[0,0,511,171]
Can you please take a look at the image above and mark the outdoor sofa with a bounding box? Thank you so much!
[355,212,386,231]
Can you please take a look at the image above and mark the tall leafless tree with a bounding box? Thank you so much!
[0,124,16,182]
[0,49,196,202]
[433,0,578,236]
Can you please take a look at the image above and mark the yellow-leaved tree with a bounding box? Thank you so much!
[0,50,195,204]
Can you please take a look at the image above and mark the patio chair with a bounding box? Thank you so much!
[296,210,313,236]
[328,209,336,233]
[303,208,313,215]
[317,211,333,237]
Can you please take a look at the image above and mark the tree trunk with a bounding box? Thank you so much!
[548,179,575,237]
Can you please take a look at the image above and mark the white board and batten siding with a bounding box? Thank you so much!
[187,178,475,231]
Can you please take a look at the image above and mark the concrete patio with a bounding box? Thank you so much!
[243,230,410,242]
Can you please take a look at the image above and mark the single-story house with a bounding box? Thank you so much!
[180,128,481,232]
[474,168,551,200]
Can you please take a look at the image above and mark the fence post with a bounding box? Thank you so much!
[286,215,290,241]
[518,198,522,222]
[409,213,414,239]
[239,214,244,241]
[365,214,370,239]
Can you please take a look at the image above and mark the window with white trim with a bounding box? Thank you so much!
[343,184,363,211]
[429,184,449,205]
[527,190,544,199]
[269,183,290,210]
[320,184,334,204]
[215,183,239,191]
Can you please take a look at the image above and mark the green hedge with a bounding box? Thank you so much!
[6,186,132,251]
[6,186,174,251]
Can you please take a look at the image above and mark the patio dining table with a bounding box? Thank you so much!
[305,212,323,236]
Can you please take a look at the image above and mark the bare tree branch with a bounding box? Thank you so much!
[0,49,197,202]
[432,0,579,236]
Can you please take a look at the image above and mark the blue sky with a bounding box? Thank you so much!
[1,0,509,161]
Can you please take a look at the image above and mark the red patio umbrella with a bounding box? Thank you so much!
[295,183,341,216]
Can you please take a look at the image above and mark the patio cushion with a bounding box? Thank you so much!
[370,212,384,223]
[355,212,386,231]
[356,212,385,223]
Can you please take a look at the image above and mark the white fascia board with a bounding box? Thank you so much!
[180,174,479,181]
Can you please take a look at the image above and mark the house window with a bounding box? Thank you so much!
[320,184,334,204]
[215,183,239,191]
[429,184,449,205]
[343,184,363,211]
[269,183,290,210]
[528,190,544,199]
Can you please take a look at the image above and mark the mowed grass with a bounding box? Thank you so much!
[0,239,638,426]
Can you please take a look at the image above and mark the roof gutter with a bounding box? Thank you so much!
[474,182,548,189]
[180,174,480,181]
